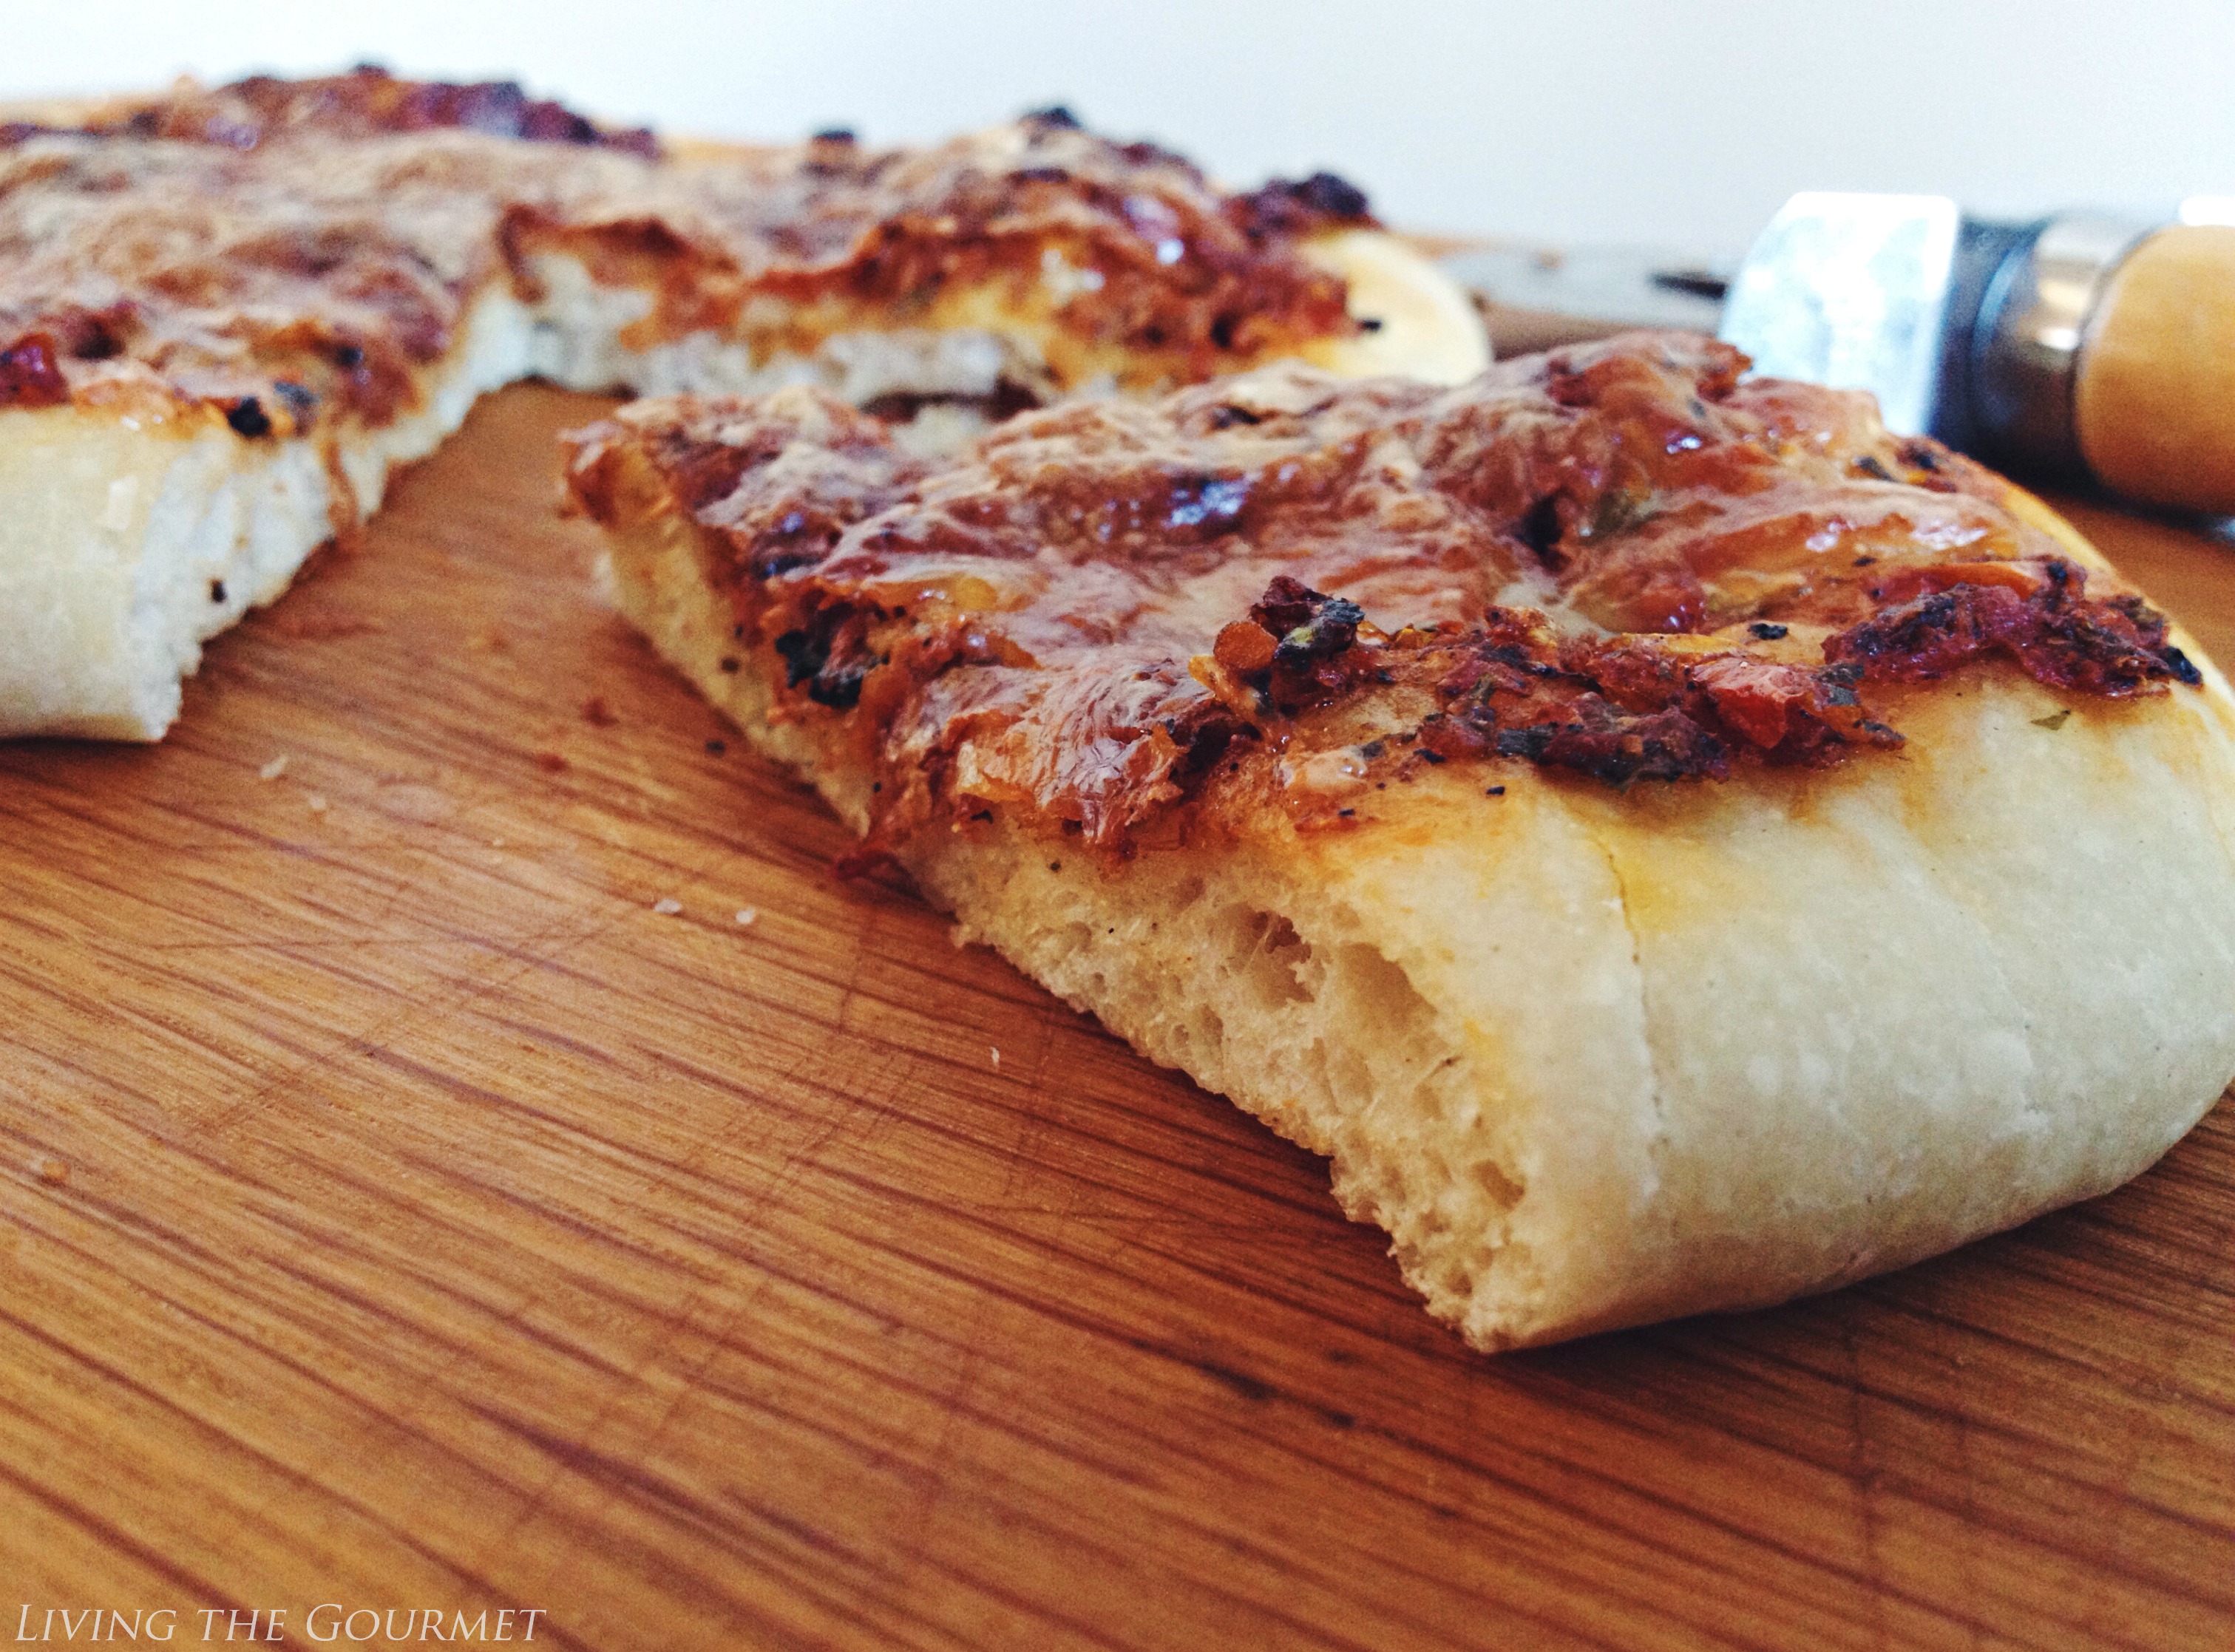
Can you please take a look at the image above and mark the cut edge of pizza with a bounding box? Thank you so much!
[0,69,1485,741]
[560,337,2235,1350]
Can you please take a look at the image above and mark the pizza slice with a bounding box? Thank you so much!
[0,67,1482,740]
[563,332,2235,1349]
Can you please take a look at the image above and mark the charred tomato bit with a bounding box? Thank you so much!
[1492,701,1730,784]
[225,397,274,438]
[773,603,878,710]
[1168,707,1249,786]
[1228,171,1375,239]
[40,302,136,361]
[1516,494,1564,563]
[0,333,67,407]
[1241,575,1369,712]
[1825,558,2199,694]
[1256,576,1363,664]
[1408,609,1900,784]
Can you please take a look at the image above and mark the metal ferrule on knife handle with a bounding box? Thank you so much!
[1939,217,2235,516]
[1959,217,2148,478]
[1941,216,2134,473]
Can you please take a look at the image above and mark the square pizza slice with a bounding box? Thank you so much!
[563,332,2235,1348]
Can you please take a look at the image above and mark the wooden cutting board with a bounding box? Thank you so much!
[1,383,2230,1652]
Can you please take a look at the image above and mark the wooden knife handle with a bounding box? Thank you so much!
[2075,225,2235,515]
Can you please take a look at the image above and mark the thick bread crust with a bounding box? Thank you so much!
[1553,674,2235,1334]
[593,446,2235,1348]
[0,288,539,739]
[931,676,2235,1345]
[1296,230,1491,384]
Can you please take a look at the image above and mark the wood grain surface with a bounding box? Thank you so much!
[2,384,2231,1652]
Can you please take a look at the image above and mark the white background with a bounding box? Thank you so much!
[7,1,2231,258]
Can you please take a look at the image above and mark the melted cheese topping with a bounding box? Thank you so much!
[0,71,1457,436]
[565,333,2200,852]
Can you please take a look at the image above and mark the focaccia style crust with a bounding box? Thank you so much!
[564,331,2235,1348]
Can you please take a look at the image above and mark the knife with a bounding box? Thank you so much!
[1441,196,2235,516]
